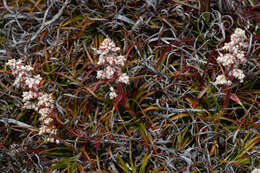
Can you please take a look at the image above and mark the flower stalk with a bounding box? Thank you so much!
[6,59,59,143]
[93,38,130,99]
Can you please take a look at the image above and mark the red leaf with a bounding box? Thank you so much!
[192,100,198,108]
[80,68,95,85]
[230,93,243,106]
[69,128,84,137]
[114,84,123,112]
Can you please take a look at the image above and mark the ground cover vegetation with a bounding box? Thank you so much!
[0,0,260,172]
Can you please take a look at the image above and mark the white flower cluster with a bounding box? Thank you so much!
[6,59,59,144]
[218,28,248,66]
[109,87,117,99]
[215,28,248,85]
[215,75,232,86]
[229,69,245,82]
[94,38,130,85]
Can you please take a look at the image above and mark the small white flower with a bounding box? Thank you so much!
[13,78,22,88]
[101,38,114,47]
[229,69,245,82]
[52,129,58,135]
[39,108,51,116]
[117,73,130,84]
[96,70,104,79]
[46,137,55,143]
[104,66,115,79]
[22,91,36,102]
[39,126,47,135]
[25,78,35,89]
[25,76,42,90]
[215,75,232,86]
[46,127,52,134]
[231,28,247,42]
[96,38,120,55]
[23,101,37,110]
[112,47,120,52]
[110,87,115,91]
[101,38,118,50]
[24,65,34,72]
[97,55,106,65]
[34,74,42,83]
[236,52,247,64]
[106,56,115,65]
[44,118,53,125]
[217,53,235,66]
[39,108,52,121]
[6,59,16,67]
[221,42,231,51]
[109,87,117,99]
[95,48,109,56]
[115,55,125,66]
[38,93,54,107]
[39,114,48,121]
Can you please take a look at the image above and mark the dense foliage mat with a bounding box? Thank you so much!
[0,0,259,172]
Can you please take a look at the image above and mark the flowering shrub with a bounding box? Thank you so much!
[6,59,59,143]
[215,28,248,86]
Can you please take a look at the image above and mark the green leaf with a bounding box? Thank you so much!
[129,142,137,173]
[139,152,150,173]
[117,153,131,173]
